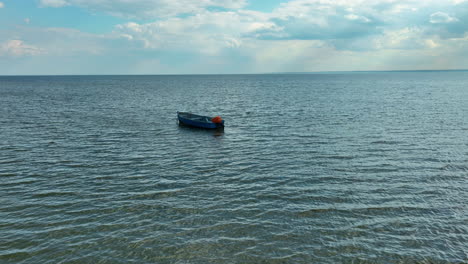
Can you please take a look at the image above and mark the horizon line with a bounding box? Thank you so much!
[1,69,468,77]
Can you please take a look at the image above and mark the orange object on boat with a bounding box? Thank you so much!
[211,116,223,123]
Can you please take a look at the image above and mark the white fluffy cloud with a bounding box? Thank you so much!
[0,40,44,57]
[0,2,4,8]
[39,0,246,18]
[113,10,268,55]
[430,12,458,24]
[39,0,68,8]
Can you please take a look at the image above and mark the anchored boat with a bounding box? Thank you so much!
[177,112,224,129]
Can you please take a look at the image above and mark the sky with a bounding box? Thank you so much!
[1,0,468,75]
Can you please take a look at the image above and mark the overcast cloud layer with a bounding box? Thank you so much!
[1,0,468,74]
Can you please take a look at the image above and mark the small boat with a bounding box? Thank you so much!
[177,112,224,129]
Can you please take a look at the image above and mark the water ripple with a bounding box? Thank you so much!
[1,73,468,263]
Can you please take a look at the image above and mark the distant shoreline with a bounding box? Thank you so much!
[1,69,468,77]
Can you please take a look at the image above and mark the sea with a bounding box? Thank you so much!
[1,72,467,263]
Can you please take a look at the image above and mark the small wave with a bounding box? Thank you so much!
[297,206,432,217]
[322,155,356,160]
[0,172,18,177]
[0,250,31,261]
[440,164,468,171]
[357,167,400,173]
[125,189,184,200]
[0,159,21,165]
[371,140,402,145]
[32,191,78,198]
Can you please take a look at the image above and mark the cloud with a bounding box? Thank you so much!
[39,0,68,8]
[245,0,468,46]
[4,0,468,74]
[430,12,458,24]
[345,14,371,23]
[0,40,44,57]
[109,0,468,55]
[38,0,247,18]
[0,2,4,8]
[33,0,468,42]
[0,26,115,59]
[113,10,258,55]
[330,27,433,52]
[246,0,385,41]
[425,8,468,38]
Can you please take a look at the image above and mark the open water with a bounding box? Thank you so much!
[1,72,467,263]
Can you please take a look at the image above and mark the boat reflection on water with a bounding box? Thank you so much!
[177,120,225,137]
[212,129,224,137]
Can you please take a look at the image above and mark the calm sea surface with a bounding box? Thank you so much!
[1,72,467,263]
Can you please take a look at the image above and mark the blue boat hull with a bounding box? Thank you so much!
[177,112,224,129]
